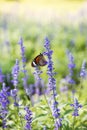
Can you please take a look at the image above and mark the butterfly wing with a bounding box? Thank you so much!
[31,54,47,67]
[38,55,47,66]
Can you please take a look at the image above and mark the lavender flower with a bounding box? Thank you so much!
[12,59,19,88]
[67,52,75,70]
[66,51,76,86]
[0,68,5,83]
[80,60,87,79]
[65,76,75,85]
[22,74,29,93]
[18,37,29,93]
[27,84,36,96]
[33,67,44,96]
[18,37,26,67]
[11,59,19,106]
[0,82,10,128]
[24,106,32,130]
[54,118,62,130]
[11,88,19,107]
[44,37,62,129]
[70,98,82,116]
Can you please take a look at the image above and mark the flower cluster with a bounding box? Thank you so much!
[0,83,10,128]
[80,60,87,79]
[44,37,62,129]
[0,37,84,130]
[70,98,82,116]
[27,67,45,105]
[24,106,32,130]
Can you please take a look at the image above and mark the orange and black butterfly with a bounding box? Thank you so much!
[31,53,47,67]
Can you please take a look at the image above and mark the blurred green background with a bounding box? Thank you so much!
[0,0,87,84]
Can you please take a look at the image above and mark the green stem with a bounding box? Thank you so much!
[17,106,24,129]
[44,94,54,121]
[72,116,76,130]
[79,78,83,98]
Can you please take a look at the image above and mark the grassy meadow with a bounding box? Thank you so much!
[0,0,87,130]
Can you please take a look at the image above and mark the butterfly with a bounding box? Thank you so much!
[31,53,47,67]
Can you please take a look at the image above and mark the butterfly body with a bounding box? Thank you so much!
[31,53,47,67]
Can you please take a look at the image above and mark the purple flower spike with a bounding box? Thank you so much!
[18,37,23,46]
[80,60,87,79]
[26,84,35,96]
[33,66,44,96]
[12,59,19,88]
[0,83,10,128]
[0,68,5,83]
[10,88,19,107]
[11,88,18,96]
[54,118,62,130]
[18,37,29,94]
[70,98,82,116]
[11,59,20,107]
[44,37,62,129]
[67,52,75,70]
[66,51,76,85]
[24,106,32,130]
[18,37,27,74]
[0,83,10,108]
